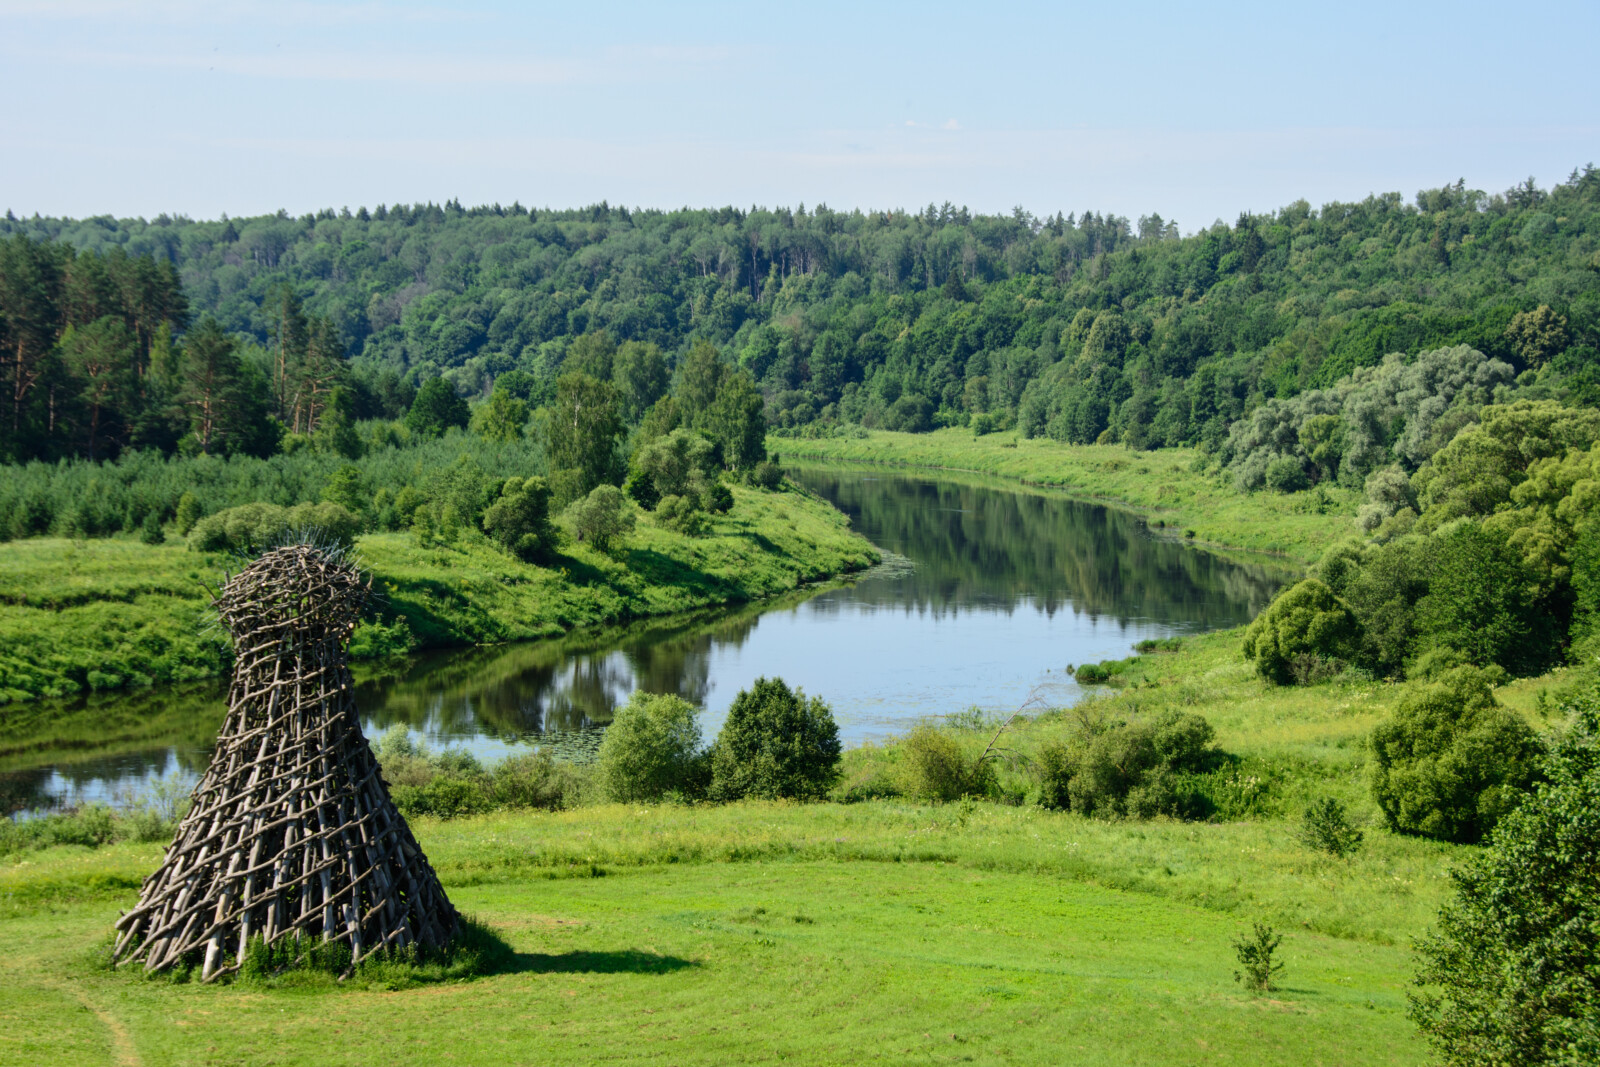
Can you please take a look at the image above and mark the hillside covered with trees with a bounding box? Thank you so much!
[3,167,1597,468]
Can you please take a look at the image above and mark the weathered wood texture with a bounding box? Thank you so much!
[113,543,458,981]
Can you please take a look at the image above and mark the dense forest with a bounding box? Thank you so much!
[3,167,1596,469]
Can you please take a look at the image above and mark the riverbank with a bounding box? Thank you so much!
[778,429,1358,565]
[0,484,878,706]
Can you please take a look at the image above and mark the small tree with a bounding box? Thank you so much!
[596,692,705,803]
[709,677,841,801]
[1242,578,1362,685]
[321,464,368,517]
[481,476,556,562]
[1410,689,1600,1066]
[546,372,624,505]
[1370,666,1542,843]
[566,484,634,554]
[174,491,202,535]
[631,428,718,504]
[1233,923,1283,992]
[471,385,530,443]
[139,509,166,545]
[1035,709,1216,819]
[405,378,469,438]
[1298,797,1363,857]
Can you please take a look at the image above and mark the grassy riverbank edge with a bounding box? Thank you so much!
[777,429,1358,565]
[0,483,879,707]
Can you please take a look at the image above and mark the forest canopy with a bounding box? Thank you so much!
[3,166,1596,468]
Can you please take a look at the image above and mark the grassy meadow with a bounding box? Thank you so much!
[2,801,1433,1066]
[3,622,1568,1065]
[0,483,877,704]
[778,429,1360,565]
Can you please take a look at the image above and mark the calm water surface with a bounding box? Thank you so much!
[2,466,1289,812]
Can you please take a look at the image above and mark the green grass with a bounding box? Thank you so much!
[779,429,1359,564]
[1,800,1433,1066]
[0,484,877,705]
[5,610,1567,1064]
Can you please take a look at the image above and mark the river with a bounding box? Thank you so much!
[1,464,1290,813]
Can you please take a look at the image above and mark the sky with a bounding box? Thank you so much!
[3,0,1597,229]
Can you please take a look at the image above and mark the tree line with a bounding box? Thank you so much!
[5,168,1596,459]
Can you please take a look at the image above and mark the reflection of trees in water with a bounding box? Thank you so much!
[354,598,776,740]
[8,471,1288,806]
[0,681,222,813]
[799,469,1289,628]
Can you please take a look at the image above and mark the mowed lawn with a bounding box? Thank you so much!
[2,810,1428,1066]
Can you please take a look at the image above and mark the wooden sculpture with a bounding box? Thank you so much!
[113,541,458,981]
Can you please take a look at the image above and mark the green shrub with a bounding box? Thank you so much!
[1370,666,1543,843]
[1233,922,1284,992]
[348,617,416,659]
[139,509,166,544]
[372,726,582,817]
[1133,637,1183,654]
[1036,709,1218,819]
[1242,578,1362,685]
[1073,656,1138,685]
[0,799,185,857]
[703,479,733,514]
[709,677,842,801]
[565,484,634,554]
[390,775,492,819]
[490,750,582,810]
[596,691,706,802]
[751,460,784,490]
[896,725,997,802]
[187,500,360,554]
[174,491,202,535]
[1265,455,1311,493]
[1411,687,1600,1066]
[404,378,470,438]
[631,429,718,502]
[623,469,660,509]
[1298,797,1364,857]
[654,494,708,536]
[481,476,556,562]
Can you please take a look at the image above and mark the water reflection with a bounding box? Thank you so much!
[4,466,1291,811]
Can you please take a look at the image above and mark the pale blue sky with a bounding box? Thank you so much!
[3,1,1596,227]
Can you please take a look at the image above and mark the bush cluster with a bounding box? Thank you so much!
[373,677,845,815]
[1245,399,1600,687]
[1242,578,1361,685]
[895,725,997,802]
[0,786,190,857]
[372,727,585,818]
[1369,666,1543,843]
[709,677,843,801]
[1036,709,1219,818]
[595,693,708,802]
[187,501,361,554]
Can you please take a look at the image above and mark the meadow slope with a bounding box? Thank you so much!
[0,484,877,705]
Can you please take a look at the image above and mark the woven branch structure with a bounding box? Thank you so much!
[113,542,458,981]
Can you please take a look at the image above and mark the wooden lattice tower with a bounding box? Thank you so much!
[113,542,458,981]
